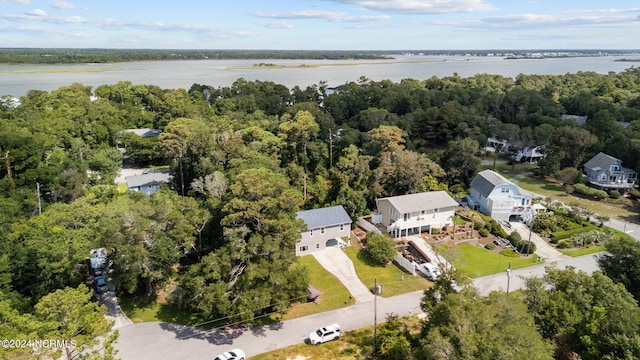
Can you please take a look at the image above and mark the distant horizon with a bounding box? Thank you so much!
[1,1,639,50]
[2,47,639,52]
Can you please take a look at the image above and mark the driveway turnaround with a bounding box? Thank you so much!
[310,247,374,303]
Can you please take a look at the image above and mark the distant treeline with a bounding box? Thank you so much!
[0,48,393,64]
[1,48,637,65]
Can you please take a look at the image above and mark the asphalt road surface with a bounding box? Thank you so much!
[114,252,601,360]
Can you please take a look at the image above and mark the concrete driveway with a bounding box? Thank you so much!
[310,247,374,303]
[508,221,567,261]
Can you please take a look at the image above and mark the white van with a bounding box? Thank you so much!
[417,262,441,281]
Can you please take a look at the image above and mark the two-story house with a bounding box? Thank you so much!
[583,152,637,192]
[467,170,534,223]
[296,205,352,256]
[375,191,458,238]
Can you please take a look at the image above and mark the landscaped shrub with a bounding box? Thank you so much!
[478,228,490,238]
[608,190,621,199]
[516,241,536,255]
[487,219,508,238]
[629,188,640,200]
[556,240,574,249]
[573,183,609,200]
[485,243,496,250]
[473,221,484,230]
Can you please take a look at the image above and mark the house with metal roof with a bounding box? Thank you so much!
[375,191,458,238]
[467,170,534,223]
[296,205,352,256]
[583,152,637,191]
[125,170,172,196]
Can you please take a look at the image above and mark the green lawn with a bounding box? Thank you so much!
[343,244,432,298]
[439,244,540,278]
[558,245,605,257]
[279,255,353,320]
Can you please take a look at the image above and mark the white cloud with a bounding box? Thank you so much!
[259,21,294,29]
[481,13,638,28]
[51,1,77,10]
[252,10,388,22]
[322,0,496,14]
[0,0,31,4]
[26,8,46,17]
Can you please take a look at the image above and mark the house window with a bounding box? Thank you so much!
[501,187,509,193]
[404,213,410,221]
[340,224,344,231]
[310,229,313,237]
[316,243,320,249]
[321,227,325,234]
[389,207,392,216]
[522,199,525,205]
[300,245,308,252]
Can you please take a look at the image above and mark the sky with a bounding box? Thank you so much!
[1,0,639,50]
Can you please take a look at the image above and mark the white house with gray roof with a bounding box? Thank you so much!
[125,170,172,196]
[296,205,352,256]
[583,152,637,191]
[467,170,534,223]
[376,191,458,238]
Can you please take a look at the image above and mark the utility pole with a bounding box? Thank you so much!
[506,261,512,293]
[373,277,379,354]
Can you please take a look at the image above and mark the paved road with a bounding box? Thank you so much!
[113,253,601,360]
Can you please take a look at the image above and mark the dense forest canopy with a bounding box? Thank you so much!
[2,66,640,358]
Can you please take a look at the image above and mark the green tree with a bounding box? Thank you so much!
[365,233,397,264]
[440,138,481,185]
[597,236,640,301]
[418,287,553,360]
[34,284,115,360]
[523,267,640,360]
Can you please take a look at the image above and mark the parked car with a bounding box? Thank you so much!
[417,262,441,281]
[308,323,341,344]
[214,348,245,360]
[94,276,107,293]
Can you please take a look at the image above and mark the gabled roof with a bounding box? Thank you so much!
[584,152,621,171]
[296,205,351,229]
[126,171,172,188]
[470,169,534,199]
[377,191,458,214]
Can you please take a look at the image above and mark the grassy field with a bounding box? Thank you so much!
[343,242,432,298]
[440,244,540,278]
[279,255,353,321]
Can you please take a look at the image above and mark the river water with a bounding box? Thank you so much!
[1,54,639,97]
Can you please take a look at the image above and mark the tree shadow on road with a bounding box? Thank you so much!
[250,321,283,337]
[159,322,244,345]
